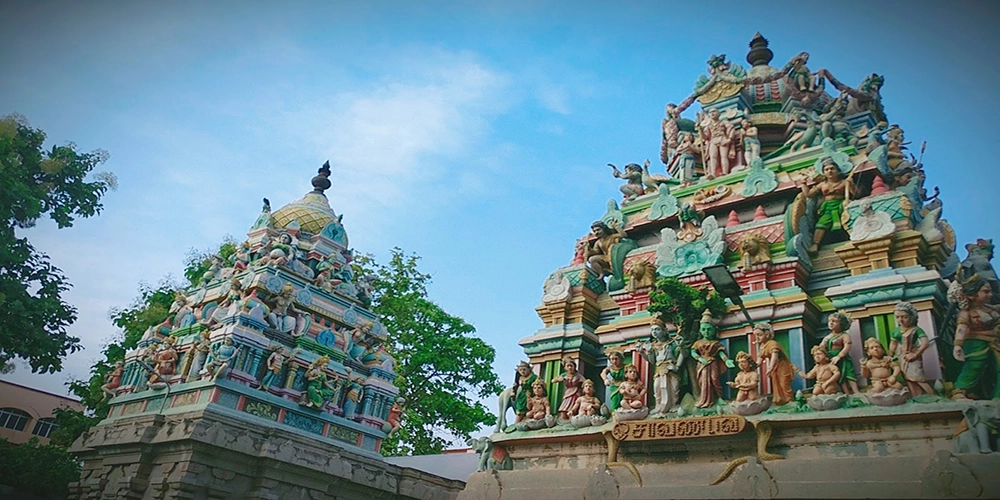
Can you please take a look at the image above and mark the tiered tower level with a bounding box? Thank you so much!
[464,34,1000,499]
[69,166,461,499]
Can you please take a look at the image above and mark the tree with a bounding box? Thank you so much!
[0,437,82,497]
[646,277,727,342]
[354,249,503,456]
[0,114,116,373]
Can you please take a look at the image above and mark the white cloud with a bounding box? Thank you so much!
[535,83,571,115]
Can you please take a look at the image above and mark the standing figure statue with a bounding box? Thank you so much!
[948,272,1000,400]
[342,375,365,419]
[638,318,684,415]
[260,346,299,392]
[601,350,627,412]
[551,356,584,420]
[668,131,699,187]
[700,108,736,179]
[741,119,760,166]
[796,157,857,254]
[661,103,682,166]
[691,310,735,408]
[888,302,936,396]
[754,323,795,406]
[822,312,861,394]
[186,330,212,382]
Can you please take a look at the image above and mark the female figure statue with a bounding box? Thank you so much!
[601,351,626,411]
[552,356,584,419]
[303,356,338,410]
[691,310,735,408]
[949,273,1000,400]
[260,346,299,391]
[796,157,857,254]
[342,375,364,419]
[754,323,794,405]
[511,361,538,423]
[796,346,841,395]
[203,337,237,381]
[888,302,935,396]
[728,352,760,402]
[585,221,626,279]
[822,312,861,394]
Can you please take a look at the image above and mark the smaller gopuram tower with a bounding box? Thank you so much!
[69,164,463,500]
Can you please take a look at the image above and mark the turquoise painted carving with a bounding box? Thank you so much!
[648,184,679,220]
[321,219,348,246]
[607,238,638,292]
[656,215,726,277]
[600,199,626,229]
[316,328,337,348]
[741,157,778,197]
[813,138,853,176]
[283,412,324,435]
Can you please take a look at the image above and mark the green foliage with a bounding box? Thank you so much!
[66,281,177,419]
[0,437,82,496]
[354,249,503,456]
[183,236,238,286]
[647,277,727,344]
[0,114,116,373]
[48,407,101,449]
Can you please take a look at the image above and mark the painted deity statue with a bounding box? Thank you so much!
[861,338,904,394]
[822,311,861,394]
[260,346,299,391]
[699,108,736,179]
[889,301,936,396]
[728,352,760,402]
[525,380,551,421]
[186,330,212,382]
[691,310,735,408]
[601,350,627,411]
[202,336,237,381]
[551,356,584,420]
[584,220,625,279]
[609,163,646,204]
[149,336,178,385]
[796,346,841,395]
[569,379,602,416]
[796,157,857,254]
[385,398,404,435]
[302,356,338,410]
[638,318,684,414]
[660,103,682,166]
[949,273,1000,400]
[511,361,539,423]
[786,52,819,93]
[754,322,795,405]
[101,361,124,401]
[342,375,364,419]
[741,119,760,166]
[669,131,698,187]
[618,364,647,410]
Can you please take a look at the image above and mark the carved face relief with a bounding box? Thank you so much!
[700,322,716,340]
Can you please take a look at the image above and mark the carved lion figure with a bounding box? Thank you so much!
[626,259,657,292]
[739,233,771,269]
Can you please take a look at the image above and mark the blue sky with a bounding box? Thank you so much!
[3,0,999,425]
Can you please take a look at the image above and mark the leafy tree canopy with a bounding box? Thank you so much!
[647,277,727,344]
[0,114,116,373]
[0,437,82,497]
[354,249,503,456]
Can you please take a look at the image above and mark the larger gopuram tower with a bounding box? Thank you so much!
[462,34,1000,499]
[69,165,464,500]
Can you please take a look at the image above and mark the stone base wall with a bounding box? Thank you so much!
[462,405,1000,499]
[69,407,463,500]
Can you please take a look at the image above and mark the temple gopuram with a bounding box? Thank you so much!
[69,165,464,499]
[460,34,1000,499]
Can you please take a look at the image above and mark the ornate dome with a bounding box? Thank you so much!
[271,162,345,239]
[742,33,789,107]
